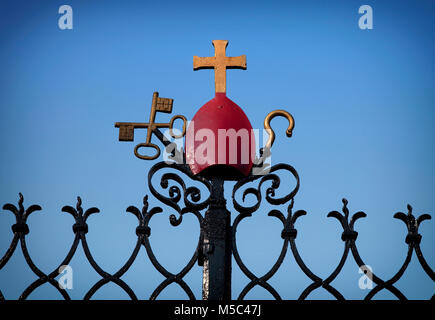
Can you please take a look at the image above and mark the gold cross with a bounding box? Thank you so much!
[193,40,247,94]
[115,92,186,160]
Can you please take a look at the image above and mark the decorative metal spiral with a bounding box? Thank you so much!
[0,165,433,300]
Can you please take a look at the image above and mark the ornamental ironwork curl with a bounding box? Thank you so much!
[231,164,307,300]
[231,176,434,301]
[0,163,433,300]
[0,192,203,300]
[126,195,202,300]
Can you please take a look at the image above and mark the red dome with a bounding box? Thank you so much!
[185,93,255,178]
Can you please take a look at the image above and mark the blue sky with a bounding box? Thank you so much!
[0,0,434,299]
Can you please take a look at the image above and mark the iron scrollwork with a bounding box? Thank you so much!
[141,161,213,299]
[0,163,433,300]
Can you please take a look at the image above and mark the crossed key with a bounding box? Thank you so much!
[115,92,187,160]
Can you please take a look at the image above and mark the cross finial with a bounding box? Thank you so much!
[193,40,247,94]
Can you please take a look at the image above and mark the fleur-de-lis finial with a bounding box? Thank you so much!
[2,193,42,235]
[126,196,163,238]
[394,204,431,245]
[328,198,367,242]
[62,197,100,234]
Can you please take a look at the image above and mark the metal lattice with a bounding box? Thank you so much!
[0,161,433,300]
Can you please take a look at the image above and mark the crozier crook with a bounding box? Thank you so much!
[264,110,295,151]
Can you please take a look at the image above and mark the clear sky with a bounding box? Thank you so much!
[0,0,434,299]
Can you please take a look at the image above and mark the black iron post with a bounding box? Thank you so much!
[201,177,232,300]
